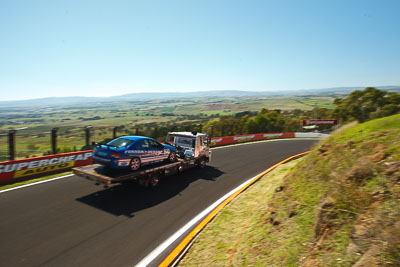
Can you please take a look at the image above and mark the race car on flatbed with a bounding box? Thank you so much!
[92,136,177,171]
[72,132,212,187]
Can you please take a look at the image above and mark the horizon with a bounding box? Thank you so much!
[1,0,400,101]
[1,85,400,103]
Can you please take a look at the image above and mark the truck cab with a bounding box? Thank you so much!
[165,131,212,167]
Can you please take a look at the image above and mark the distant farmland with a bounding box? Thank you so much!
[0,95,334,160]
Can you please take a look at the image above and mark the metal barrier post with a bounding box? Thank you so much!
[8,130,16,160]
[85,126,92,147]
[113,126,118,139]
[153,127,158,139]
[51,128,58,154]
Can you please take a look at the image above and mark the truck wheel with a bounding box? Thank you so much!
[149,173,160,187]
[129,157,141,171]
[177,163,184,173]
[198,157,206,169]
[168,151,177,162]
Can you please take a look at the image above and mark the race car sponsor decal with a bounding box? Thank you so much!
[141,156,168,163]
[125,150,168,155]
[117,159,130,166]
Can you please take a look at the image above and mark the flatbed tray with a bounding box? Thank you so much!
[72,160,183,185]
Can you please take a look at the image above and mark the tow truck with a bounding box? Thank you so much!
[72,132,212,187]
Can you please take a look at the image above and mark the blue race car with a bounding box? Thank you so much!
[93,136,177,171]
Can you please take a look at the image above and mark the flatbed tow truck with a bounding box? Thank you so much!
[72,132,212,188]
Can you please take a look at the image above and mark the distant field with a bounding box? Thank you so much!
[295,97,335,109]
[172,97,333,115]
[246,98,312,111]
[0,95,334,160]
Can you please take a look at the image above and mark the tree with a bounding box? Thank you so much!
[333,87,400,123]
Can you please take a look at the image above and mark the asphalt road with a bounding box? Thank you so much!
[0,139,318,267]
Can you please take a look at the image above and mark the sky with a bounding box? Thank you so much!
[1,0,400,101]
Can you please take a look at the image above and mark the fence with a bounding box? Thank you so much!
[0,125,183,161]
[0,133,7,162]
[0,122,246,161]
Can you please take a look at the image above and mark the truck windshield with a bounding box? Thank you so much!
[107,138,134,148]
[174,137,195,148]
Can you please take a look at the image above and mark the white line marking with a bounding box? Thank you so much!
[135,173,260,267]
[0,174,74,194]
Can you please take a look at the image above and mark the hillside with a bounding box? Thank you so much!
[1,86,399,107]
[180,114,400,266]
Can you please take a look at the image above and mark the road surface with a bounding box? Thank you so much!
[0,139,318,267]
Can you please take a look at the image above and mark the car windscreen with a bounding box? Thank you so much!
[107,138,134,148]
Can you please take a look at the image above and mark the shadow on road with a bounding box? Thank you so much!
[76,166,224,217]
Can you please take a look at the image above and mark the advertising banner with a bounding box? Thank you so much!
[0,150,93,184]
[210,132,295,147]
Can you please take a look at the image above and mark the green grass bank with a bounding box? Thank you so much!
[180,114,400,266]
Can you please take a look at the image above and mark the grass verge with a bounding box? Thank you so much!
[180,114,400,266]
[180,159,303,266]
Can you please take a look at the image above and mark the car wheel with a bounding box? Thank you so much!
[168,151,177,162]
[129,157,141,171]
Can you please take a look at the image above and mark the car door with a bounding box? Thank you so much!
[148,139,168,162]
[132,139,152,165]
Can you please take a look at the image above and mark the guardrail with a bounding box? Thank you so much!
[0,132,328,185]
[210,132,295,146]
